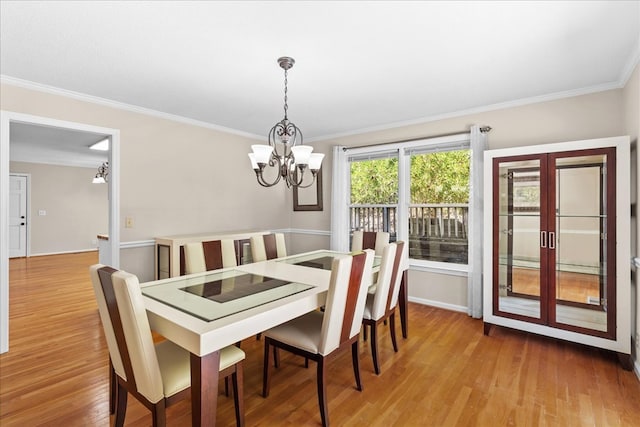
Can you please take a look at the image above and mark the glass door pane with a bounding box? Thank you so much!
[552,152,610,334]
[495,157,544,321]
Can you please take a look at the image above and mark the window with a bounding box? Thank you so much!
[339,134,473,269]
[407,147,470,264]
[349,152,398,243]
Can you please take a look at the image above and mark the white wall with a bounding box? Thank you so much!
[1,83,291,279]
[9,161,108,255]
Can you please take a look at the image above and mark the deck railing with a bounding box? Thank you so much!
[350,203,469,263]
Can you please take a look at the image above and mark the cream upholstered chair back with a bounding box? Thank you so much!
[90,265,165,404]
[184,239,237,274]
[89,264,126,381]
[368,243,398,321]
[111,269,165,403]
[386,241,406,311]
[319,249,374,355]
[351,230,390,256]
[250,233,287,262]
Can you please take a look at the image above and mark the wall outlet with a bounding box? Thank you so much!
[38,210,46,216]
[125,217,134,228]
[91,239,98,246]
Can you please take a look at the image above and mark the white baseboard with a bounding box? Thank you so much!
[25,248,98,257]
[408,296,468,314]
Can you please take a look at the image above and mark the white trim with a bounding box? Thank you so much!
[120,239,155,249]
[0,75,264,141]
[619,35,640,86]
[408,296,468,314]
[0,110,120,355]
[0,112,9,354]
[28,248,98,257]
[281,228,331,236]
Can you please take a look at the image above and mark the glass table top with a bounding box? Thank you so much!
[278,250,381,270]
[142,269,313,322]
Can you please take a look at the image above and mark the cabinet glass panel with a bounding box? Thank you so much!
[554,154,607,332]
[496,159,542,319]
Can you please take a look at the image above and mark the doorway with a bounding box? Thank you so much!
[0,110,121,354]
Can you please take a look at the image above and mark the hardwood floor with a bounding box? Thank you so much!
[1,252,639,426]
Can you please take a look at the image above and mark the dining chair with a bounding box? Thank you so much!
[250,232,287,262]
[351,230,390,256]
[89,264,245,427]
[262,249,374,427]
[362,241,405,375]
[183,239,237,274]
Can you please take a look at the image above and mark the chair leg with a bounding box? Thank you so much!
[273,347,280,368]
[389,312,398,352]
[262,338,271,397]
[363,323,368,341]
[109,360,116,414]
[151,400,166,427]
[114,382,128,427]
[352,340,363,391]
[225,376,230,397]
[232,363,245,427]
[316,357,329,427]
[370,321,380,375]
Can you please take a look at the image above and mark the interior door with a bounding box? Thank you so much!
[9,175,28,258]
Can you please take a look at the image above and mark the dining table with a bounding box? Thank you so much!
[141,249,408,427]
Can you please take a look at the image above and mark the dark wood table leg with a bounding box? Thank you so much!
[191,350,220,427]
[399,270,408,339]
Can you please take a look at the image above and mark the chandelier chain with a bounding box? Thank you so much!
[283,68,288,120]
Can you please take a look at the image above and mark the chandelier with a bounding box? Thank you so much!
[249,57,323,188]
[92,161,109,184]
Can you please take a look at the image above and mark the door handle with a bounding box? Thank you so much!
[540,231,547,248]
[20,222,25,226]
[21,216,25,219]
[549,231,555,249]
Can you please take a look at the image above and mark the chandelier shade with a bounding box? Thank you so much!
[249,56,323,188]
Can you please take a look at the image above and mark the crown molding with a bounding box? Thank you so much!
[0,75,264,141]
[619,35,640,86]
[308,81,625,143]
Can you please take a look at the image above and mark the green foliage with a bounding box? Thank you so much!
[350,150,470,204]
[350,158,398,204]
[410,151,470,203]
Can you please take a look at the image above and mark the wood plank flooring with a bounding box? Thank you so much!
[1,252,639,426]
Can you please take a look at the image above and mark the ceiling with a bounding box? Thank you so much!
[9,123,109,168]
[1,1,639,165]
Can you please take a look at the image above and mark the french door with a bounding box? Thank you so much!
[493,147,615,339]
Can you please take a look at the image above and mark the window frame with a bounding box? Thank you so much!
[342,133,473,274]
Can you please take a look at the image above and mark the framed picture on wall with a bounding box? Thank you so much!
[293,168,323,211]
